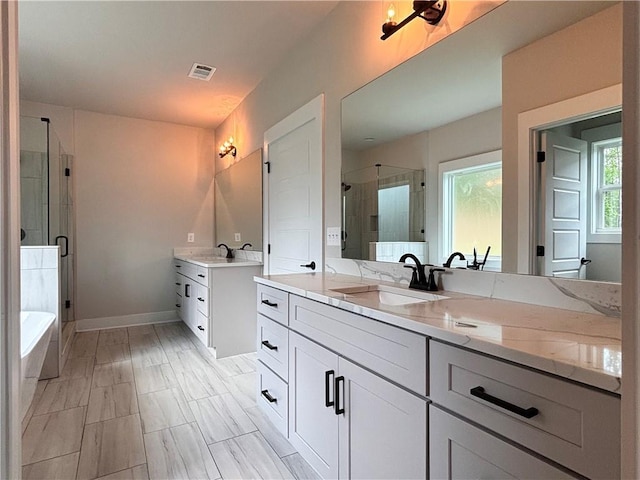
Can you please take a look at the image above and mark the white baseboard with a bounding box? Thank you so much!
[76,310,180,332]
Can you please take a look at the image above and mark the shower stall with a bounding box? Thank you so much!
[20,116,75,338]
[342,164,426,262]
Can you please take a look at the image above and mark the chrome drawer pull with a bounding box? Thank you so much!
[261,299,278,308]
[261,389,277,403]
[261,340,278,351]
[470,386,539,419]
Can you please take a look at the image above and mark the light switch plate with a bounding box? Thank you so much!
[187,233,195,243]
[326,227,341,246]
[234,233,242,242]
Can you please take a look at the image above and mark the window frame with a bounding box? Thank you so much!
[581,122,622,244]
[438,150,502,271]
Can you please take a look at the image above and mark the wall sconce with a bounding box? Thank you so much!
[381,1,448,40]
[219,137,236,158]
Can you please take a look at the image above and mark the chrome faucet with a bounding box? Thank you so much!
[217,243,234,259]
[443,251,465,268]
[399,253,428,290]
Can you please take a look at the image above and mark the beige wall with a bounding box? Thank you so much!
[214,0,503,259]
[74,110,214,320]
[502,4,622,272]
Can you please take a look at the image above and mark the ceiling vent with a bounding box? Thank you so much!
[188,63,216,81]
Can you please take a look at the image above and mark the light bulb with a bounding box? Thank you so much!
[228,136,234,144]
[387,3,396,22]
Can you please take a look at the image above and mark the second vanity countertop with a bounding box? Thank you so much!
[255,272,622,394]
[175,254,262,268]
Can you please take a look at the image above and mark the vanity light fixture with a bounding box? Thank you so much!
[219,137,237,158]
[381,1,448,40]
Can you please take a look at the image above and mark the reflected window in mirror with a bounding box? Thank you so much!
[439,151,502,271]
[592,138,622,237]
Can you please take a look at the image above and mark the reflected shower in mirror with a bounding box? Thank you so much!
[342,164,425,262]
[214,148,263,250]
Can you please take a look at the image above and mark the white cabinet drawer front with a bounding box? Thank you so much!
[195,266,209,286]
[257,361,288,436]
[430,406,576,479]
[195,283,209,316]
[257,314,288,381]
[430,341,620,479]
[175,259,196,280]
[290,295,427,396]
[257,284,289,325]
[175,273,184,295]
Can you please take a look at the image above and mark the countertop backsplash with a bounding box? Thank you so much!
[325,258,621,318]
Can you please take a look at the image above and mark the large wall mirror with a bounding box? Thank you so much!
[341,1,621,282]
[214,148,262,250]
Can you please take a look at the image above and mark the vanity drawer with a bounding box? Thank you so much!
[257,360,288,437]
[174,259,196,280]
[430,341,620,480]
[257,314,288,381]
[257,284,289,325]
[289,295,427,396]
[196,266,209,286]
[175,273,184,295]
[195,283,209,316]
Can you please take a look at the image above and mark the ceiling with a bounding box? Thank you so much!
[18,1,338,129]
[342,1,616,151]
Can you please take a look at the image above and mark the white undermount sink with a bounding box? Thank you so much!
[330,285,448,306]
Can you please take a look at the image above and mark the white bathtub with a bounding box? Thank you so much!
[21,311,56,419]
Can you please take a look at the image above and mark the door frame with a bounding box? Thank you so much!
[0,1,22,478]
[262,94,324,275]
[516,84,622,274]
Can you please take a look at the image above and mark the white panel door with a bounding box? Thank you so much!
[539,131,588,278]
[288,332,338,479]
[264,95,323,275]
[337,358,427,480]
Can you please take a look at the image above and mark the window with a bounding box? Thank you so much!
[439,151,502,270]
[592,138,622,234]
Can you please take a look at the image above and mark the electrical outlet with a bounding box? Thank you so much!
[187,233,195,243]
[326,227,341,246]
[234,232,241,242]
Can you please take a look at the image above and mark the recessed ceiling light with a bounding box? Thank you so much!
[364,137,375,142]
[188,63,216,81]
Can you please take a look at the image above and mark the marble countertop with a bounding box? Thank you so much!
[175,254,262,268]
[255,272,621,394]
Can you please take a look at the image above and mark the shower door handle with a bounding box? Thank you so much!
[55,235,69,258]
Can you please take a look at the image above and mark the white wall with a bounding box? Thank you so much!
[342,107,501,264]
[74,110,215,321]
[502,4,622,272]
[20,102,216,322]
[214,0,503,259]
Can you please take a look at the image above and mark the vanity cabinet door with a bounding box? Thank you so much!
[338,358,427,480]
[288,332,339,479]
[430,406,577,480]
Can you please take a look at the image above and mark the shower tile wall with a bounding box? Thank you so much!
[20,151,48,246]
[21,246,61,379]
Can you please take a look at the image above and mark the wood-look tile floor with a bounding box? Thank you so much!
[22,322,320,480]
